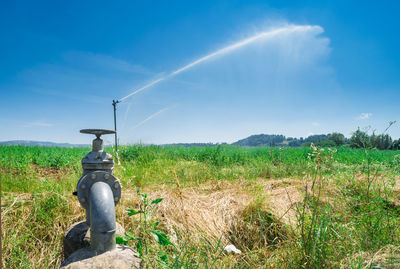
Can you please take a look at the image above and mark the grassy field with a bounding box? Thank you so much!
[1,145,400,268]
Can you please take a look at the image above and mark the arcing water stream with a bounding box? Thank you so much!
[118,25,317,102]
[131,105,176,130]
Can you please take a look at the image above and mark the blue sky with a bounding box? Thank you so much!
[1,0,399,144]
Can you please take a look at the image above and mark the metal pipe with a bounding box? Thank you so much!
[112,100,119,153]
[89,181,116,253]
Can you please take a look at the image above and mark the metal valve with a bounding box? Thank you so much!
[73,129,121,254]
[79,129,116,175]
[80,129,116,138]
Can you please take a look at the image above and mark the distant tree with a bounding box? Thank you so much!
[288,140,302,147]
[381,134,393,150]
[304,134,329,144]
[370,133,379,149]
[344,137,351,145]
[328,132,345,146]
[301,142,312,147]
[350,128,371,148]
[232,134,286,147]
[392,139,400,150]
[315,140,337,147]
[370,133,392,150]
[231,131,398,150]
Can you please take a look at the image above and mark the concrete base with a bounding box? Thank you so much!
[60,245,142,269]
[63,221,125,259]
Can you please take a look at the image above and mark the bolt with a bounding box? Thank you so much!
[104,174,110,180]
[113,182,119,189]
[91,174,96,180]
[80,197,86,203]
[114,197,119,202]
[80,184,86,189]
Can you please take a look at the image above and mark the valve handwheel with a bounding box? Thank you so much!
[80,129,116,138]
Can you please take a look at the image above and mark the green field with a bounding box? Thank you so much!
[1,145,400,268]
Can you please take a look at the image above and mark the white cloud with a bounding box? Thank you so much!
[357,113,372,120]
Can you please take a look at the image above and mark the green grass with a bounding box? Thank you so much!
[1,145,400,268]
[2,144,398,173]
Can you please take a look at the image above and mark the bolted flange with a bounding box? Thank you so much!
[77,171,121,209]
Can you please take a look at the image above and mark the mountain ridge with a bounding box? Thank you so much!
[0,140,90,147]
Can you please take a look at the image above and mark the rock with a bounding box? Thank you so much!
[60,245,142,269]
[63,221,125,259]
[224,244,242,254]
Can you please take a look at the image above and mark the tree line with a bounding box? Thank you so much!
[349,128,400,150]
[232,130,400,150]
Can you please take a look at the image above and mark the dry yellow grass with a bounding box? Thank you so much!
[339,245,400,268]
[260,178,304,227]
[2,176,308,268]
[3,170,399,268]
[120,181,252,245]
[2,193,82,268]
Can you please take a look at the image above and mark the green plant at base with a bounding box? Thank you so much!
[293,144,338,268]
[351,148,399,251]
[394,154,400,173]
[116,188,175,263]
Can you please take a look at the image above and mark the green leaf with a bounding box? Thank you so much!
[151,198,163,205]
[126,209,144,216]
[150,230,174,246]
[136,239,143,257]
[158,251,169,265]
[116,236,128,245]
[152,221,160,228]
[125,231,136,240]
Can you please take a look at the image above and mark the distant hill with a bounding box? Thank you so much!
[160,134,334,148]
[2,132,398,150]
[231,133,336,147]
[0,140,89,147]
[232,134,286,147]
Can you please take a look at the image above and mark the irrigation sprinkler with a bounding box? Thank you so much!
[110,25,313,152]
[112,100,120,153]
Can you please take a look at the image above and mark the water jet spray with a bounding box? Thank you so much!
[111,25,320,150]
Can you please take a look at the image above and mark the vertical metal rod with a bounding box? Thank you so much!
[112,100,119,153]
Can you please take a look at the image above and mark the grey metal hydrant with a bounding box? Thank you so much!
[62,129,122,256]
[61,129,142,268]
[76,129,121,253]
